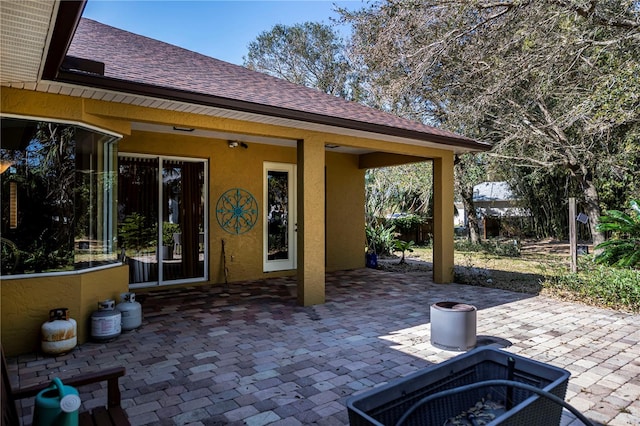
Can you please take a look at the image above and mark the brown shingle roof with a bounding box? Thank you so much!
[66,18,487,150]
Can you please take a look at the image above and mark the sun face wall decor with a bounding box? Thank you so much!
[215,188,259,235]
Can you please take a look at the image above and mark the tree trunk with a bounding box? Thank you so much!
[461,185,481,243]
[580,177,605,248]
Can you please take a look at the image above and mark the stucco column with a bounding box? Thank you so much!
[433,153,455,283]
[296,137,326,306]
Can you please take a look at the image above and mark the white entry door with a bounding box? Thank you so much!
[263,162,296,272]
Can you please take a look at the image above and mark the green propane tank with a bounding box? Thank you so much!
[33,377,81,426]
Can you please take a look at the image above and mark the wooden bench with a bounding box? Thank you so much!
[2,347,130,426]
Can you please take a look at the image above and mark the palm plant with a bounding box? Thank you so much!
[394,240,415,264]
[594,200,640,269]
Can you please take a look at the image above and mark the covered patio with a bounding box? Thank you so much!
[6,268,639,426]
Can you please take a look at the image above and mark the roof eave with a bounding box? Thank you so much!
[41,0,87,81]
[56,69,491,152]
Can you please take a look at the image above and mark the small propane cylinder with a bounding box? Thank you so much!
[41,308,77,355]
[33,377,81,426]
[116,292,142,331]
[91,299,121,342]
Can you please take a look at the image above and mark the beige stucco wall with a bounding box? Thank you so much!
[122,131,366,283]
[1,265,129,356]
[1,86,456,354]
[120,130,301,284]
[326,152,366,271]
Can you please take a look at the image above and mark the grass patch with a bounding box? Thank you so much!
[384,241,639,312]
[454,239,522,257]
[542,258,640,312]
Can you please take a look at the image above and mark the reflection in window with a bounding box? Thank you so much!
[0,117,119,275]
[118,156,206,285]
[267,170,289,260]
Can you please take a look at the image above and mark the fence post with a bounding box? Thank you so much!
[569,197,577,273]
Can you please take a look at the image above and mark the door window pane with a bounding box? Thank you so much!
[118,157,159,284]
[264,162,295,272]
[162,160,206,281]
[267,170,289,261]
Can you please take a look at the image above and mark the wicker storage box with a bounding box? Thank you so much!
[347,347,570,426]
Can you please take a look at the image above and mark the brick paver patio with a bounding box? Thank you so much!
[6,268,640,425]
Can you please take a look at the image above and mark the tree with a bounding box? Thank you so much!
[455,153,487,243]
[343,0,640,245]
[243,22,351,97]
[365,162,433,225]
[244,21,440,240]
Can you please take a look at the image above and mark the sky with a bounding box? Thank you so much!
[82,1,365,65]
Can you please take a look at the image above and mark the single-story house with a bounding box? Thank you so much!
[0,0,489,355]
[455,182,529,237]
[455,181,528,225]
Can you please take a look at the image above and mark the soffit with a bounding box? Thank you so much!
[5,78,478,155]
[0,1,57,84]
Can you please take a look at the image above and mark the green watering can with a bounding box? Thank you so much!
[33,377,81,426]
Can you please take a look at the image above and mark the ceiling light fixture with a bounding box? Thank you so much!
[173,126,195,132]
[228,141,249,149]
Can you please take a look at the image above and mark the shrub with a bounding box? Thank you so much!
[389,214,423,232]
[544,259,640,312]
[595,199,640,269]
[366,223,396,255]
[454,239,521,257]
[162,222,180,246]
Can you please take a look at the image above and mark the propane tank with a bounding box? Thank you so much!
[33,377,81,426]
[91,300,121,342]
[41,308,77,355]
[116,292,142,331]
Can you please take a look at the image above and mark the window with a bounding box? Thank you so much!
[0,117,119,275]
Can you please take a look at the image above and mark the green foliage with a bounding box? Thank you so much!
[389,214,423,232]
[244,22,351,98]
[365,163,433,228]
[595,200,640,268]
[162,222,180,246]
[343,0,640,243]
[544,259,640,312]
[393,239,415,264]
[505,167,576,240]
[365,223,396,255]
[119,213,155,252]
[454,239,521,258]
[1,122,77,273]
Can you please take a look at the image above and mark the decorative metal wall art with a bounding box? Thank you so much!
[216,188,259,234]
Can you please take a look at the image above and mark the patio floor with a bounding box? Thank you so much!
[7,268,640,425]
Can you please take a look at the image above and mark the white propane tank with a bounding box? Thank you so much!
[116,292,142,331]
[41,308,77,355]
[91,300,121,342]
